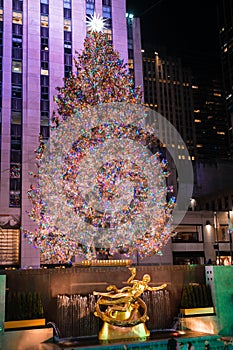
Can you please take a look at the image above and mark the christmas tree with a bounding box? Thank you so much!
[52,30,142,128]
[25,20,174,264]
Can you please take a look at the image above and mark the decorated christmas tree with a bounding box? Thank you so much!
[25,17,175,264]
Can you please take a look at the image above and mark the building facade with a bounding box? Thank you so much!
[217,0,233,155]
[142,51,196,160]
[0,0,143,268]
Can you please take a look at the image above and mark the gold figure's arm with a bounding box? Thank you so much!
[127,267,137,284]
[93,285,118,297]
[147,283,167,292]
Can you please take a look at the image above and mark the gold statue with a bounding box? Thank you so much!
[93,267,167,340]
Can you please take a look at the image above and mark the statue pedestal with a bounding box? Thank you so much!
[98,321,150,340]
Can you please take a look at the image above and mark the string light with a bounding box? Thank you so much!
[24,30,175,263]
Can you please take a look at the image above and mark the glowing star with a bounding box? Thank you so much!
[86,13,106,32]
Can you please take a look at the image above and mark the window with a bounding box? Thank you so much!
[40,99,49,111]
[41,4,49,15]
[12,12,22,25]
[64,54,72,65]
[10,163,21,179]
[104,28,112,40]
[41,37,49,51]
[41,61,49,69]
[13,0,23,11]
[12,45,22,59]
[64,0,71,9]
[11,111,21,124]
[41,0,49,4]
[11,98,22,111]
[172,225,203,242]
[86,3,94,15]
[103,5,111,18]
[12,61,22,73]
[0,229,20,266]
[41,75,49,86]
[41,111,49,124]
[224,196,229,209]
[12,36,22,46]
[64,31,71,41]
[41,86,49,100]
[9,191,21,207]
[11,124,21,144]
[10,149,21,163]
[40,125,49,139]
[41,15,48,27]
[64,43,72,54]
[12,72,22,84]
[41,50,49,61]
[10,178,21,191]
[12,85,22,98]
[64,8,71,19]
[64,19,71,31]
[41,26,49,38]
[64,65,72,78]
[41,68,49,75]
[12,24,23,35]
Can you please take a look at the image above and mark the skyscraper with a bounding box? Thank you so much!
[0,0,143,268]
[142,51,196,159]
[217,0,233,155]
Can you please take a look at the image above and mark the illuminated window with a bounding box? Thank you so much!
[104,28,112,41]
[191,156,195,160]
[12,12,22,24]
[64,19,71,31]
[41,15,48,27]
[128,58,134,70]
[213,93,221,97]
[12,61,22,73]
[0,9,3,21]
[196,144,203,148]
[64,0,71,9]
[192,85,198,89]
[194,119,201,123]
[217,131,225,135]
[0,229,20,265]
[194,109,200,113]
[41,68,49,75]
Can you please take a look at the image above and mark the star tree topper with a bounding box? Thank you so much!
[86,13,107,33]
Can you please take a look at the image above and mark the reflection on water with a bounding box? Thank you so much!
[57,289,171,337]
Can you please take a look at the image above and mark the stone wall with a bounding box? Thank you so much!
[1,264,206,328]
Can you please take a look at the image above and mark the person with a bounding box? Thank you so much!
[205,340,210,350]
[167,337,179,350]
[188,342,194,350]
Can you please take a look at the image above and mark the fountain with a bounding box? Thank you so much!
[57,294,100,337]
[56,289,171,338]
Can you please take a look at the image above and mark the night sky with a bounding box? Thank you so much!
[126,0,221,75]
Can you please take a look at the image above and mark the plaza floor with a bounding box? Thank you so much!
[0,327,228,350]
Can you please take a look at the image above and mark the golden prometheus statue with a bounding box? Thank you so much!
[93,267,167,340]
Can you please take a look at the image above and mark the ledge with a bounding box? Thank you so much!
[4,318,46,329]
[180,307,215,316]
